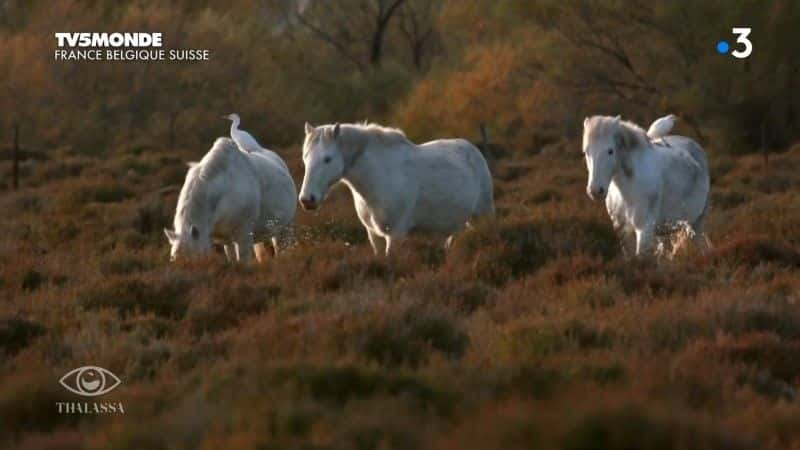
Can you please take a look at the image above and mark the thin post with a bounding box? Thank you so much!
[479,123,490,155]
[12,123,19,190]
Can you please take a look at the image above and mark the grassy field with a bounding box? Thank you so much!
[2,137,800,449]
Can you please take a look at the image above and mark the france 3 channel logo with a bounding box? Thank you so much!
[716,27,753,59]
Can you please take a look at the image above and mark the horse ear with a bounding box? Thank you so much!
[190,225,199,239]
[164,228,177,242]
[333,123,341,139]
[614,115,621,121]
[186,161,198,168]
[304,122,314,135]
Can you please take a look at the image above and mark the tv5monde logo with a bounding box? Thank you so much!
[57,366,125,414]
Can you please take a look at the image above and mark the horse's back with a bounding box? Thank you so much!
[413,139,494,222]
[655,136,710,225]
[246,149,297,229]
[663,136,708,171]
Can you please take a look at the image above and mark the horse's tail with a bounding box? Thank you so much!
[691,181,711,245]
[473,145,495,218]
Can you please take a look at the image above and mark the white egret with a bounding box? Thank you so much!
[224,113,262,152]
[646,114,677,146]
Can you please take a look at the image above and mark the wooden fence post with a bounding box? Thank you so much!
[479,122,494,170]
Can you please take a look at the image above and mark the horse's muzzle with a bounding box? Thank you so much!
[299,195,318,211]
[587,186,606,201]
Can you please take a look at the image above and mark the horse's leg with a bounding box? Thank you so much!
[691,224,712,253]
[234,231,254,262]
[444,235,455,250]
[223,244,236,262]
[271,237,280,256]
[366,228,385,256]
[635,224,656,257]
[384,233,406,257]
[691,196,711,253]
[253,242,271,264]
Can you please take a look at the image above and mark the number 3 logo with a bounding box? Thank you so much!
[731,27,752,59]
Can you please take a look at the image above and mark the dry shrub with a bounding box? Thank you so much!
[700,236,800,268]
[504,320,615,359]
[431,400,542,450]
[77,272,193,319]
[715,333,800,386]
[562,404,753,450]
[57,179,133,209]
[172,335,228,372]
[536,254,606,286]
[711,188,751,210]
[320,257,395,292]
[359,306,469,367]
[21,269,47,291]
[0,317,45,356]
[398,273,495,314]
[613,262,704,298]
[128,195,176,238]
[719,292,800,340]
[186,279,279,335]
[0,372,82,440]
[16,430,84,450]
[562,276,624,310]
[271,365,454,414]
[331,398,431,450]
[447,218,550,285]
[100,253,153,276]
[538,217,620,260]
[645,315,710,352]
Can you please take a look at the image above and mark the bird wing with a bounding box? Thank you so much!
[647,117,673,139]
[233,130,263,152]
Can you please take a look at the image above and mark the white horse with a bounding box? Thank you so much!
[582,115,710,256]
[298,122,494,255]
[164,137,296,262]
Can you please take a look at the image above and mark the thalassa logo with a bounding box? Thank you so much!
[59,366,121,397]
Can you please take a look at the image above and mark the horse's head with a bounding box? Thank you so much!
[299,122,345,210]
[163,224,211,261]
[582,115,635,201]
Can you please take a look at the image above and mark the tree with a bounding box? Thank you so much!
[295,0,406,72]
[398,0,441,72]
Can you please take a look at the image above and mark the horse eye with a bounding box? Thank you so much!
[323,156,332,164]
[607,148,614,155]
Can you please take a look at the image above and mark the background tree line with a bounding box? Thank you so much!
[1,0,798,161]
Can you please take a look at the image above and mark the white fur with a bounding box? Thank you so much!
[165,137,296,262]
[298,122,494,255]
[583,116,710,256]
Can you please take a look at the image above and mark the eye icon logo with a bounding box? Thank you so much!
[59,366,121,397]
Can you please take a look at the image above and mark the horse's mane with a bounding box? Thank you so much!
[176,138,242,228]
[314,122,414,151]
[584,116,650,150]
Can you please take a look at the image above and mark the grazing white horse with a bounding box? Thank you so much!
[164,137,296,262]
[582,115,710,256]
[298,122,494,255]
